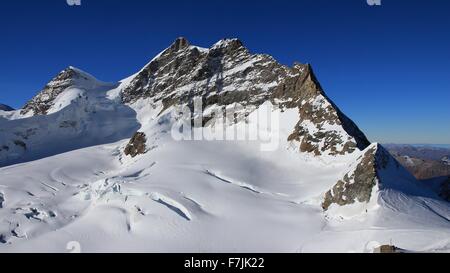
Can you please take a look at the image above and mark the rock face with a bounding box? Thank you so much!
[322,144,393,210]
[121,37,370,156]
[0,104,14,112]
[21,67,100,116]
[124,132,147,158]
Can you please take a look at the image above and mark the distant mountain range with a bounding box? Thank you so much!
[0,104,14,112]
[384,144,450,180]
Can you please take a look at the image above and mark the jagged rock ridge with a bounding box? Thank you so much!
[16,37,369,156]
[322,144,391,210]
[121,37,370,156]
[321,142,448,212]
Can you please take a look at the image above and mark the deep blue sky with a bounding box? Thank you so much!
[0,0,449,144]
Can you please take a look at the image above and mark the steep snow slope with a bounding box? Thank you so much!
[1,105,448,253]
[0,38,449,252]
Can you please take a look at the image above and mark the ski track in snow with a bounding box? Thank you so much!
[149,192,192,221]
[204,169,290,199]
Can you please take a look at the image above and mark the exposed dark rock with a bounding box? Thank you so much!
[124,132,147,158]
[16,37,370,157]
[121,38,370,156]
[283,65,370,155]
[21,67,93,116]
[322,144,393,210]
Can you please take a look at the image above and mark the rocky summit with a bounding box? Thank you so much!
[122,37,370,156]
[20,66,109,116]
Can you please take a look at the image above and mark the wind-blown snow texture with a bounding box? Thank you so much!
[0,38,448,253]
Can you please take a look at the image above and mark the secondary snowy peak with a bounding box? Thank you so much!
[0,65,140,167]
[0,104,14,111]
[21,66,108,116]
[121,37,370,155]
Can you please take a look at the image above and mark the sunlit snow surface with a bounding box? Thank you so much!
[0,61,449,253]
[0,98,449,253]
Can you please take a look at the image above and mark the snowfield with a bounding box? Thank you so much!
[0,39,449,253]
[1,102,449,252]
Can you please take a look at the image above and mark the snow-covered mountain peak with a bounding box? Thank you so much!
[119,38,370,156]
[20,66,113,116]
[211,38,245,51]
[65,66,99,82]
[169,37,190,52]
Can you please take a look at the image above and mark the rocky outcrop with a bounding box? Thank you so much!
[121,37,370,156]
[322,144,393,210]
[124,132,147,158]
[283,65,370,155]
[122,38,290,107]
